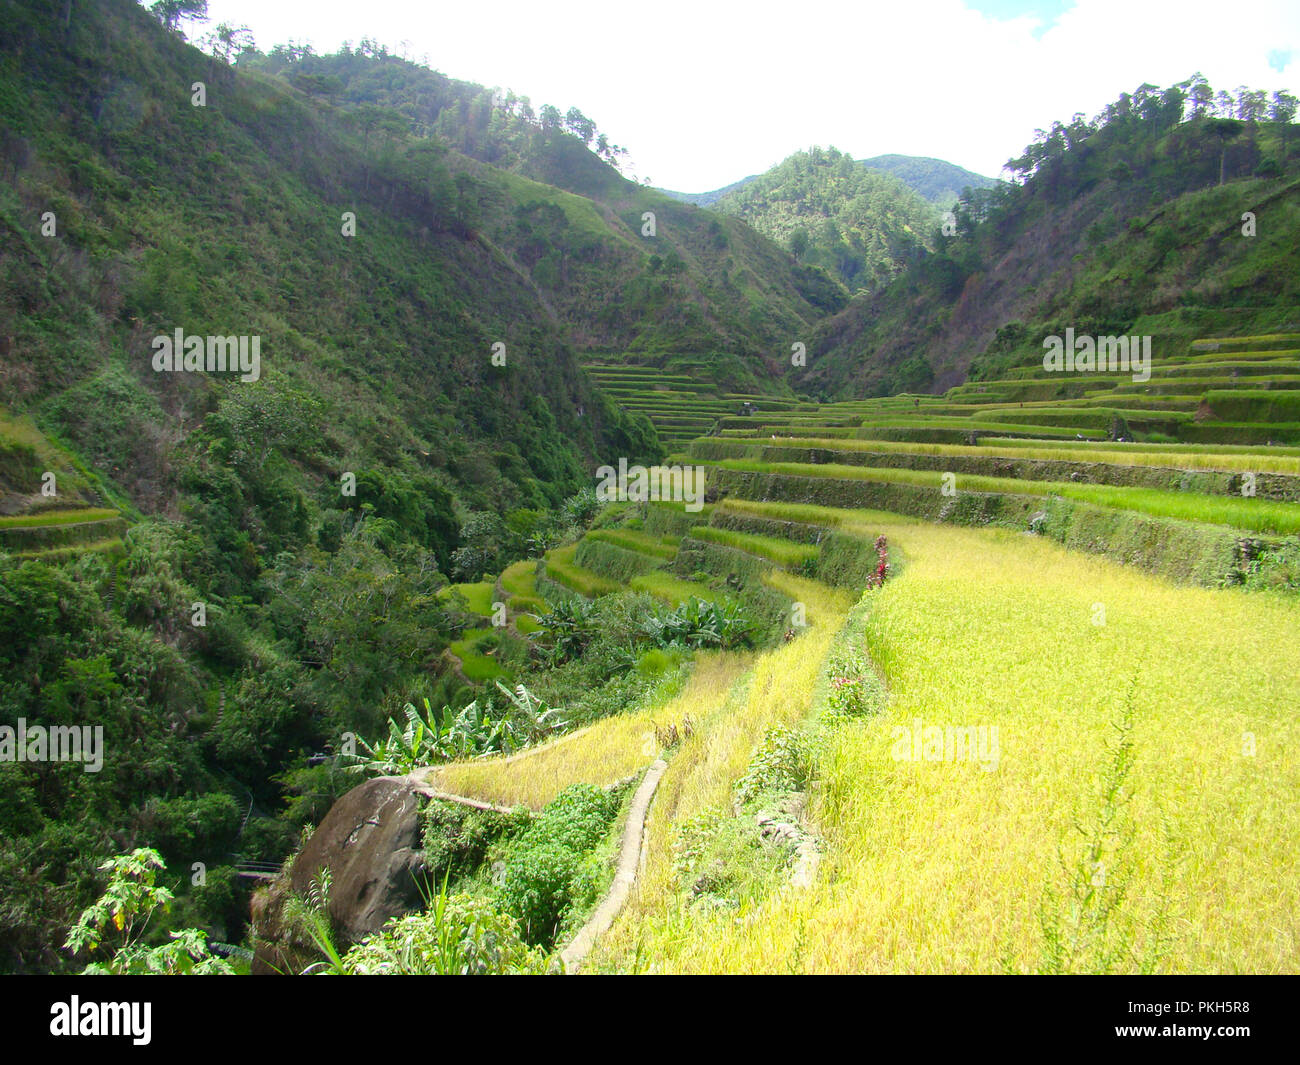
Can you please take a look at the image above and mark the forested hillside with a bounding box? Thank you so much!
[697,147,940,295]
[802,79,1300,397]
[232,42,842,372]
[0,0,743,970]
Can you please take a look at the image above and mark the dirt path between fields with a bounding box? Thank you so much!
[559,757,668,973]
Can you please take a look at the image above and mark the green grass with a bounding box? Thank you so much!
[983,436,1300,457]
[628,571,730,605]
[439,581,497,616]
[689,526,820,568]
[514,614,543,635]
[696,435,1300,475]
[0,507,120,529]
[716,498,905,533]
[585,528,678,560]
[706,458,1300,534]
[543,544,624,598]
[500,560,539,599]
[12,537,125,561]
[448,628,508,683]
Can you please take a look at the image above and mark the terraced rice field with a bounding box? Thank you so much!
[588,515,1300,973]
[429,331,1300,972]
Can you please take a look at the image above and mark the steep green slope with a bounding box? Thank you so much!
[236,46,839,372]
[708,147,938,295]
[662,153,994,212]
[0,0,664,526]
[802,81,1300,398]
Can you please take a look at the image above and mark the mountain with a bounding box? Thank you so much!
[703,147,939,295]
[858,153,998,207]
[660,175,758,207]
[235,46,841,380]
[799,82,1300,398]
[661,152,995,210]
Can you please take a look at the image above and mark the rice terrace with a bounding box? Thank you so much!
[0,0,1297,1026]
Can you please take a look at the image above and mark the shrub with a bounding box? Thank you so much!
[733,727,812,808]
[422,801,528,886]
[672,809,796,909]
[495,783,620,947]
[341,893,546,974]
[64,849,233,975]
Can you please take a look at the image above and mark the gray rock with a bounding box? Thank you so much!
[251,776,426,973]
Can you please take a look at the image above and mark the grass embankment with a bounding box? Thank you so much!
[595,517,1300,973]
[543,543,624,598]
[447,629,508,684]
[688,526,819,568]
[709,435,1300,475]
[584,528,678,560]
[0,508,120,528]
[705,458,1300,534]
[628,571,729,605]
[439,581,496,616]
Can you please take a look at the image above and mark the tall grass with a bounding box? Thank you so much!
[699,435,1300,475]
[0,508,120,528]
[439,581,497,616]
[429,654,750,810]
[591,576,856,972]
[542,544,624,598]
[585,528,678,560]
[628,572,728,606]
[499,560,539,599]
[595,519,1300,972]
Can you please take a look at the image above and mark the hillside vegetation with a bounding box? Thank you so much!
[802,80,1300,398]
[858,153,998,207]
[708,146,938,295]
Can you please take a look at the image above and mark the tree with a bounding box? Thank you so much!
[1185,73,1213,118]
[64,849,233,975]
[201,23,254,67]
[563,107,595,146]
[538,104,561,131]
[150,0,209,34]
[1271,90,1298,158]
[1205,118,1244,184]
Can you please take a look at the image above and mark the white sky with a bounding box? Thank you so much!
[195,0,1300,191]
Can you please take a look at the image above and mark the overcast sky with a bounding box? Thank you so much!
[195,0,1299,191]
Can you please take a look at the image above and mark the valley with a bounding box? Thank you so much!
[0,0,1296,986]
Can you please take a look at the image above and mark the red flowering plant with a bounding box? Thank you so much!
[866,535,889,588]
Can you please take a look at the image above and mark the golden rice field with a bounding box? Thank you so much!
[591,518,1300,974]
[426,654,753,810]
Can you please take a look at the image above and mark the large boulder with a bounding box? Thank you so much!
[251,776,427,974]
